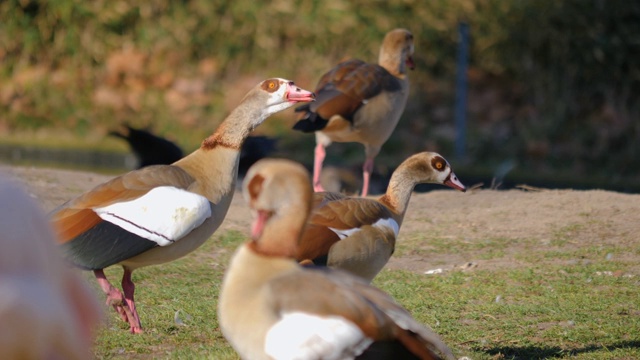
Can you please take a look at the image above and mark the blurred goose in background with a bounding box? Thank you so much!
[296,152,466,282]
[50,79,314,333]
[219,158,456,360]
[293,28,415,196]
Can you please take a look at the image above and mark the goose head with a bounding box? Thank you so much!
[243,159,313,257]
[399,152,466,191]
[380,28,415,73]
[257,78,316,116]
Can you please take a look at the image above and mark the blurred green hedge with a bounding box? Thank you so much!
[1,0,638,182]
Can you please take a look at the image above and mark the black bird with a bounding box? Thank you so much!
[110,124,278,174]
[238,135,278,177]
[109,124,184,168]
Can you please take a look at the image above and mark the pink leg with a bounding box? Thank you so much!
[361,158,374,197]
[121,267,143,334]
[313,143,326,192]
[93,269,134,324]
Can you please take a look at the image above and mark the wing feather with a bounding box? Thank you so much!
[52,165,195,244]
[305,59,402,123]
[311,194,394,230]
[267,270,396,339]
[266,268,455,359]
[297,193,396,264]
[50,165,210,269]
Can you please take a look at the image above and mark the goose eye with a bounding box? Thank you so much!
[262,80,279,92]
[431,156,446,172]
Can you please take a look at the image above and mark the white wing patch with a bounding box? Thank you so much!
[329,217,399,240]
[94,186,211,246]
[265,312,372,360]
[328,227,360,240]
[372,217,399,237]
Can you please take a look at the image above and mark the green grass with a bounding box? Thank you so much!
[92,231,245,359]
[89,229,640,359]
[376,263,640,359]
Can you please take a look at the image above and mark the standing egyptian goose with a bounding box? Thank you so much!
[219,158,456,360]
[293,28,415,196]
[296,152,465,282]
[51,79,314,333]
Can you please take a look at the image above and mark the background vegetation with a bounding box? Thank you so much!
[1,0,639,189]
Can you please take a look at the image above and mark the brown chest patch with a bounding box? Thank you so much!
[201,135,240,150]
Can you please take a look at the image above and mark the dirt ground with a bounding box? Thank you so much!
[2,164,639,276]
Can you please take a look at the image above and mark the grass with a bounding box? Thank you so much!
[374,257,639,359]
[92,231,244,359]
[88,227,640,359]
[396,232,537,263]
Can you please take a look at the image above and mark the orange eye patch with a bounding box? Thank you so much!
[262,79,280,92]
[431,156,446,171]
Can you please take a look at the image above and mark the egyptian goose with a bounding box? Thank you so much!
[293,28,415,196]
[51,79,314,333]
[0,176,101,359]
[219,158,456,360]
[109,124,184,168]
[296,152,466,282]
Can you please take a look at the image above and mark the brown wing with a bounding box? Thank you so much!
[309,59,402,122]
[51,165,195,243]
[311,193,394,230]
[325,224,396,282]
[267,269,396,339]
[296,192,394,261]
[266,268,455,359]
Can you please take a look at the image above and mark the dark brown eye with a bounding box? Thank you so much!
[431,156,446,172]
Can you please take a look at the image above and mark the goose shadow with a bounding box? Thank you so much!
[479,340,640,359]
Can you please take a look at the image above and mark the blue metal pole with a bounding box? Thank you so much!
[455,22,469,160]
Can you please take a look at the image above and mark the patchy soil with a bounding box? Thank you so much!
[2,164,639,276]
[389,188,639,275]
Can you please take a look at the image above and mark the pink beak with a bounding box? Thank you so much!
[444,172,466,192]
[286,82,315,102]
[406,55,415,70]
[251,210,270,240]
